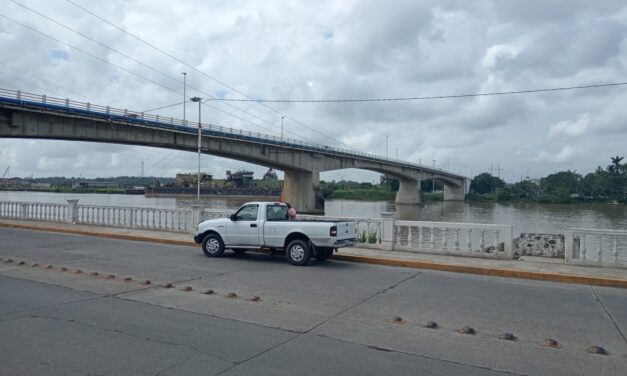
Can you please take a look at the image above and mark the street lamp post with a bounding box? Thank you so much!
[182,72,187,125]
[385,135,389,158]
[281,115,285,139]
[190,96,202,200]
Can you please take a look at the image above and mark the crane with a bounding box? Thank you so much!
[1,166,8,179]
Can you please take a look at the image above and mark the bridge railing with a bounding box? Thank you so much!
[0,88,467,179]
[565,229,627,268]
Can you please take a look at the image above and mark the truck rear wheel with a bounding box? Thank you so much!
[202,233,225,257]
[286,239,311,266]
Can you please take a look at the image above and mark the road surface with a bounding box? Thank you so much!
[0,228,626,375]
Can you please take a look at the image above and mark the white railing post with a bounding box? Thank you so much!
[66,199,79,224]
[380,212,395,251]
[20,203,28,220]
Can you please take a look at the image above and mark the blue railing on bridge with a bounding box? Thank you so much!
[0,88,465,179]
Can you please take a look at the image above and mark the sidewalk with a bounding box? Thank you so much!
[1,219,626,288]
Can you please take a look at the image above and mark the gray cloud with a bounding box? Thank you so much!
[1,0,626,182]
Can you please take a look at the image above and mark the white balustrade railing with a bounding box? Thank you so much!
[0,201,68,222]
[565,229,627,268]
[76,204,192,232]
[391,219,513,259]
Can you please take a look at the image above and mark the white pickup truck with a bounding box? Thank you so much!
[193,202,358,265]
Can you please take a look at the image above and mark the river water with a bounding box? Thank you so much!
[1,191,625,234]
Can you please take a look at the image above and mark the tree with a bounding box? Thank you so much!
[470,173,505,194]
[610,156,624,174]
[539,171,582,202]
[379,175,399,192]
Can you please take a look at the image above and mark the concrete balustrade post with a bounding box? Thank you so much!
[191,205,204,231]
[66,200,79,224]
[380,212,396,251]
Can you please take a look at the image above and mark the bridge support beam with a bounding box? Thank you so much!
[281,170,324,214]
[394,179,422,206]
[443,183,465,201]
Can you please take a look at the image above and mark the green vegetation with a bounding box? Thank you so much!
[359,230,379,244]
[468,156,627,204]
[329,189,395,200]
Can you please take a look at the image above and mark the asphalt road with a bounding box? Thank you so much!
[0,227,626,375]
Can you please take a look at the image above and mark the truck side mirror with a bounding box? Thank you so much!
[230,214,237,221]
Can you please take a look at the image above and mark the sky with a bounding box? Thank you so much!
[1,0,626,183]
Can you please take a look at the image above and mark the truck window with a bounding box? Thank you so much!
[266,205,288,221]
[234,204,259,221]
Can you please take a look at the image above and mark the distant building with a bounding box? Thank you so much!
[263,168,278,180]
[175,173,212,187]
[226,170,254,188]
[72,180,118,189]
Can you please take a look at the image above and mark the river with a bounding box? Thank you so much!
[1,191,625,234]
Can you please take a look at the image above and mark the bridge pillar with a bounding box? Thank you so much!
[282,170,324,214]
[443,183,465,201]
[394,179,422,206]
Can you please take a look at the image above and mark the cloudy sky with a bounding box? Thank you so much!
[1,0,626,183]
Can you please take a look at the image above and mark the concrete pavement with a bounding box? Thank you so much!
[1,227,626,375]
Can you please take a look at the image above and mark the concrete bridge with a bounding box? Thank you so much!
[0,89,468,213]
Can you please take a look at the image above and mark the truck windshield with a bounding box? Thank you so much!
[234,204,259,221]
[266,205,288,221]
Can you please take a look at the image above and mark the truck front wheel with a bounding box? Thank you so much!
[286,239,311,266]
[202,233,225,257]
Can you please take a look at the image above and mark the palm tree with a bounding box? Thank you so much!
[610,156,623,174]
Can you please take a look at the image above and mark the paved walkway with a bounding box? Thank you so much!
[1,219,626,288]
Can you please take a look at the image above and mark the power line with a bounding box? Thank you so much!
[0,13,290,140]
[0,14,180,95]
[8,1,314,141]
[0,61,93,101]
[64,0,357,151]
[207,82,627,103]
[142,101,187,113]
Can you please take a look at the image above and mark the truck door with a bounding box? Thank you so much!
[226,204,260,245]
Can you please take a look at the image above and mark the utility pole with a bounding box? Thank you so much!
[432,159,436,192]
[190,97,202,200]
[385,135,389,158]
[182,72,187,126]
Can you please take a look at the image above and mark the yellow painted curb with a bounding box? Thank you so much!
[2,221,626,289]
[333,254,627,289]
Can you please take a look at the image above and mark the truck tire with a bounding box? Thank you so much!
[286,239,311,266]
[316,247,334,261]
[202,233,225,257]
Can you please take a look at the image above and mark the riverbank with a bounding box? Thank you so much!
[328,189,443,201]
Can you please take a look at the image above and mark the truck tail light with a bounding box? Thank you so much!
[330,226,337,237]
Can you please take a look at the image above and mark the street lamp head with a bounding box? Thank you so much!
[190,96,202,102]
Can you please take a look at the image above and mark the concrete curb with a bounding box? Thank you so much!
[2,221,626,289]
